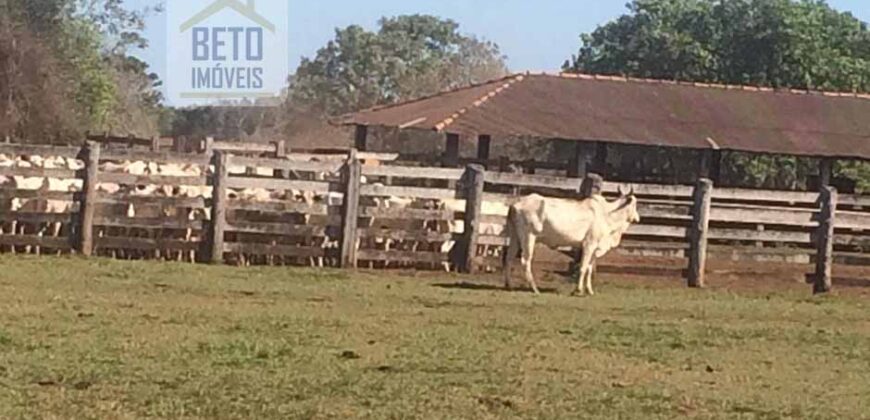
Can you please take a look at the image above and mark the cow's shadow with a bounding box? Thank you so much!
[433,282,561,295]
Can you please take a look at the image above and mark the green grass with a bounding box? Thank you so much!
[0,255,868,419]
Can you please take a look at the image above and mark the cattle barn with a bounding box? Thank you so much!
[336,72,870,191]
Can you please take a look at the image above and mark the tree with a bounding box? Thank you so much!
[563,0,870,190]
[291,15,509,116]
[0,0,163,142]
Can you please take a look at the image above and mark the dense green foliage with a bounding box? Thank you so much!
[565,0,870,190]
[291,15,509,116]
[0,0,163,142]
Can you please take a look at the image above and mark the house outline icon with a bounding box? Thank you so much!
[180,0,276,33]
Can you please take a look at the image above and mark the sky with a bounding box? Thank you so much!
[129,0,869,91]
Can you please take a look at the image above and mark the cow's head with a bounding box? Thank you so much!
[617,186,641,224]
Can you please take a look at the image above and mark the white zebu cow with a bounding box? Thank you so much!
[503,189,640,296]
[0,154,84,254]
[98,159,208,261]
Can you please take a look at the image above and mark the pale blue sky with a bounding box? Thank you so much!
[129,0,869,87]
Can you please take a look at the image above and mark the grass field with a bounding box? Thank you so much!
[1,255,869,419]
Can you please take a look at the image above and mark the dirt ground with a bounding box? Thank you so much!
[465,246,870,298]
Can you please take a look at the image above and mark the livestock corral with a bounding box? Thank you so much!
[2,140,870,293]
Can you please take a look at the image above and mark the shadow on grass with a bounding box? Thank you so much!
[433,282,560,295]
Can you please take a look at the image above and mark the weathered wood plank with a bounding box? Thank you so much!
[95,236,201,251]
[95,194,209,208]
[357,228,454,242]
[0,189,78,200]
[98,172,207,186]
[0,166,81,178]
[478,235,509,247]
[232,156,344,173]
[357,249,448,264]
[94,216,203,230]
[226,177,339,193]
[626,224,688,239]
[223,242,326,258]
[0,212,76,224]
[213,141,275,154]
[0,234,72,249]
[485,171,582,191]
[0,144,81,158]
[228,200,334,215]
[707,227,811,244]
[834,211,870,230]
[602,182,694,198]
[712,188,819,204]
[362,165,464,181]
[226,222,329,237]
[709,206,818,227]
[360,206,456,221]
[100,150,209,165]
[360,184,461,200]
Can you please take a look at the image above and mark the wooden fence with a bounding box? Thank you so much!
[1,142,868,293]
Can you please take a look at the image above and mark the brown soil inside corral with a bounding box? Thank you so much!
[406,245,870,298]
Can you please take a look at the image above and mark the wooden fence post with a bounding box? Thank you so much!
[340,149,362,269]
[580,173,604,198]
[150,136,160,152]
[814,186,837,294]
[78,142,101,256]
[460,164,486,273]
[209,151,229,264]
[688,178,713,288]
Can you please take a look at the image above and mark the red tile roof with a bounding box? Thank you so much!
[337,72,870,159]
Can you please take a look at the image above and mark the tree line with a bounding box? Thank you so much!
[2,0,869,189]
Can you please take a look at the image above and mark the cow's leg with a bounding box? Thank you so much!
[584,256,598,296]
[574,245,595,296]
[521,235,540,295]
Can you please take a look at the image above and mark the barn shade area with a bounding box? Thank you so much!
[338,72,870,190]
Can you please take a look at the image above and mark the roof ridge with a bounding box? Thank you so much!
[553,72,870,100]
[334,74,522,125]
[433,74,527,132]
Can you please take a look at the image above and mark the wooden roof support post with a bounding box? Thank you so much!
[699,150,722,183]
[569,141,607,179]
[819,158,834,189]
[443,133,460,168]
[593,142,608,177]
[354,125,368,152]
[568,141,590,178]
[477,135,492,164]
